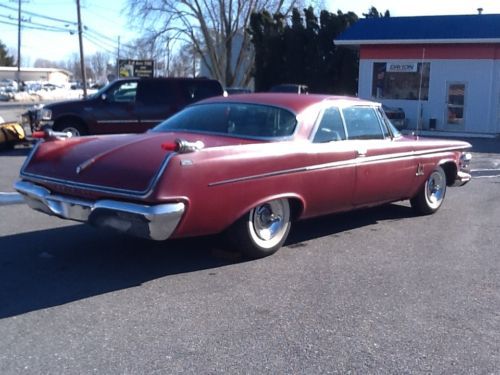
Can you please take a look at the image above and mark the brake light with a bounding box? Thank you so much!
[161,139,204,153]
[31,129,72,141]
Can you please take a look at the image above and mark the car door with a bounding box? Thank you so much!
[343,105,416,207]
[93,80,141,134]
[136,79,179,131]
[306,105,357,216]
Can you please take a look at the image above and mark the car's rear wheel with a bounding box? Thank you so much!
[410,166,447,215]
[54,120,87,137]
[229,198,291,258]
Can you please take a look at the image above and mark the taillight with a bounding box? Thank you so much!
[31,129,72,141]
[161,139,204,153]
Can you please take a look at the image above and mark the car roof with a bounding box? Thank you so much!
[199,93,377,114]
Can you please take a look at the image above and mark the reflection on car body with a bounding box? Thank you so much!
[16,93,471,258]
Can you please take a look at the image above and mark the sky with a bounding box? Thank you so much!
[1,0,500,65]
[0,0,132,64]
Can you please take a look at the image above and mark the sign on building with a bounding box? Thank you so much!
[118,60,155,78]
[386,62,418,73]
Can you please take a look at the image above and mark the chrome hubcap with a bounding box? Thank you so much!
[62,126,80,137]
[426,171,445,206]
[252,201,287,242]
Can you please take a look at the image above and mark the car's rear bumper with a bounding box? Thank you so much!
[15,180,185,241]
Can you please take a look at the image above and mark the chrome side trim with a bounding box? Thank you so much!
[96,120,140,124]
[209,145,470,187]
[20,152,176,199]
[15,180,185,241]
[140,119,167,124]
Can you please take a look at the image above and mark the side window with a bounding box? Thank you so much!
[137,80,175,106]
[342,107,386,140]
[108,81,137,103]
[313,107,346,143]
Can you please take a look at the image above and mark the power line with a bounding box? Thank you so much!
[84,32,116,51]
[0,3,76,25]
[0,13,76,33]
[0,18,72,33]
[85,27,117,44]
[83,34,116,54]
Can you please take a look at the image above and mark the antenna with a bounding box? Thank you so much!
[415,47,426,139]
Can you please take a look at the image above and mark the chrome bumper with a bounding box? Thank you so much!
[15,180,185,241]
[453,152,472,187]
[452,171,472,187]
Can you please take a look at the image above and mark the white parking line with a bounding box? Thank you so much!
[471,168,500,172]
[0,192,24,206]
[471,168,500,179]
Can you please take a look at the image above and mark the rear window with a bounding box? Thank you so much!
[137,80,175,105]
[153,103,297,138]
[182,81,223,104]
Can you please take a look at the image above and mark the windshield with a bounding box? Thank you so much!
[87,82,113,99]
[153,103,297,138]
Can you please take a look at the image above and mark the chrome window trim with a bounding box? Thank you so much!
[342,105,388,141]
[152,102,300,140]
[154,128,296,143]
[309,105,348,143]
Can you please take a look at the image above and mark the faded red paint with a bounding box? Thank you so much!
[19,94,471,239]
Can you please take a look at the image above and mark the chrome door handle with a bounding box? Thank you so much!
[356,149,367,157]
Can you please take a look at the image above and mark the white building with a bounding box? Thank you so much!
[0,67,72,85]
[336,14,500,136]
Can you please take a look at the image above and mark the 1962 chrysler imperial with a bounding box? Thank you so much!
[15,94,472,258]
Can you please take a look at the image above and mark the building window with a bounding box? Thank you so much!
[372,62,430,101]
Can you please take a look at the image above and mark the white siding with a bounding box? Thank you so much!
[358,58,500,135]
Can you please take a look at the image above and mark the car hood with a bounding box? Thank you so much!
[26,98,88,113]
[21,132,259,195]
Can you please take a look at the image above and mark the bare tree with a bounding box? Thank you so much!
[168,43,198,77]
[127,0,300,87]
[89,52,111,84]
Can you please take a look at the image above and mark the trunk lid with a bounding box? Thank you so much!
[22,132,260,194]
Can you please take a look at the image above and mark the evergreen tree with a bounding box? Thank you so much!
[0,40,15,67]
[249,7,360,94]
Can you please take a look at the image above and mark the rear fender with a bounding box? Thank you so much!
[232,192,306,225]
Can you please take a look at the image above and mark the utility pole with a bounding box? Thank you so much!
[76,0,87,98]
[16,0,21,91]
[117,36,120,77]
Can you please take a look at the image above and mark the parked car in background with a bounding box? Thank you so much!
[269,84,309,94]
[382,104,407,129]
[16,93,471,259]
[22,77,224,136]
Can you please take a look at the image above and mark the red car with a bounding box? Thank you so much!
[15,94,472,258]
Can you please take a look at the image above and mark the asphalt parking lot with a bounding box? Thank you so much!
[1,111,499,373]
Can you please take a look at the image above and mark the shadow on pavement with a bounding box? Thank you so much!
[287,202,413,245]
[0,144,32,157]
[0,225,242,319]
[0,203,413,319]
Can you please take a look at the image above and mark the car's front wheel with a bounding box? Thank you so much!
[410,166,447,215]
[229,198,291,258]
[54,120,87,137]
